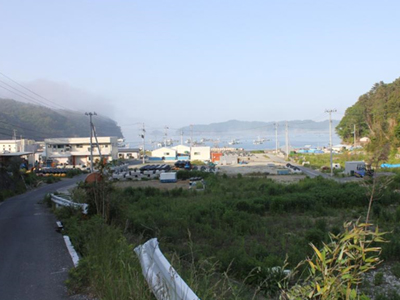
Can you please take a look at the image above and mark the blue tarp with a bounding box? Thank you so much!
[381,163,400,168]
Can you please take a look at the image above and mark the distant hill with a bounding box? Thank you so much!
[336,77,400,147]
[0,98,123,140]
[179,119,339,135]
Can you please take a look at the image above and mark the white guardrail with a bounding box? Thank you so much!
[134,238,200,300]
[50,194,88,214]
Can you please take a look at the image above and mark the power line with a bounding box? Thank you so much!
[0,79,59,109]
[0,71,69,110]
[0,84,50,108]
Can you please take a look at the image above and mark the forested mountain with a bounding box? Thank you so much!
[179,119,339,134]
[336,78,400,150]
[0,98,123,140]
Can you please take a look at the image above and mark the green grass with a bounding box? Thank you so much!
[58,174,400,299]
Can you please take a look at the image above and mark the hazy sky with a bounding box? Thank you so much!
[1,0,400,136]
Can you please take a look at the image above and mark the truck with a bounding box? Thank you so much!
[160,172,177,183]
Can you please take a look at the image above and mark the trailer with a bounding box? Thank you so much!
[160,172,177,183]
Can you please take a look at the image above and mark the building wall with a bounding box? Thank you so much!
[190,146,211,161]
[172,144,190,155]
[151,147,176,159]
[44,137,118,165]
[0,140,20,153]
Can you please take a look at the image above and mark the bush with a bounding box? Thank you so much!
[66,168,83,178]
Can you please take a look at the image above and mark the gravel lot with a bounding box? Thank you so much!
[113,154,306,188]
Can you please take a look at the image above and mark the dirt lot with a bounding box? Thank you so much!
[217,153,306,183]
[113,156,306,189]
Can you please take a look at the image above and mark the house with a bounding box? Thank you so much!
[151,147,177,161]
[118,148,140,159]
[44,137,118,166]
[190,146,211,162]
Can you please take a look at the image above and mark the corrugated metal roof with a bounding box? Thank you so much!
[0,152,33,156]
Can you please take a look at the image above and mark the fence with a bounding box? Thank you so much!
[134,238,200,300]
[50,194,88,214]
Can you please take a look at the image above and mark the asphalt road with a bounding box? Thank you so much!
[0,175,87,300]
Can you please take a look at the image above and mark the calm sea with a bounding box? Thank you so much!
[126,132,342,151]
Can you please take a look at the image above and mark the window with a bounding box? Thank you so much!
[57,145,64,149]
[76,144,83,148]
[164,152,170,155]
[104,145,108,148]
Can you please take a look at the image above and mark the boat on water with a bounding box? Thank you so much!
[253,136,264,145]
[253,137,270,145]
[228,139,240,145]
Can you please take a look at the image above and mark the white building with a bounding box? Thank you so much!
[0,139,37,153]
[45,137,118,166]
[118,148,140,159]
[151,147,177,160]
[171,144,190,155]
[190,146,211,162]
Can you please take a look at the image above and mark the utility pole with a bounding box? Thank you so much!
[180,130,183,145]
[13,129,17,140]
[190,124,193,147]
[325,109,337,177]
[274,123,278,154]
[85,112,97,173]
[164,126,169,147]
[140,123,146,164]
[285,121,289,160]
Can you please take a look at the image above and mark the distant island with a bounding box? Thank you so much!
[178,119,339,135]
[0,98,123,140]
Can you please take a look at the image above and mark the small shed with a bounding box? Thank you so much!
[345,161,365,175]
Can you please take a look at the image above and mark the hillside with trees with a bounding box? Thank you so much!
[0,98,123,140]
[337,77,400,158]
